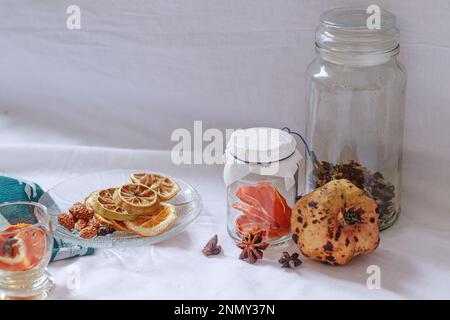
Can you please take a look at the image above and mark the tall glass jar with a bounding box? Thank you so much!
[305,7,406,230]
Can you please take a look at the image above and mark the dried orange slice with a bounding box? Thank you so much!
[113,183,160,215]
[233,182,291,239]
[15,227,47,269]
[123,204,178,237]
[0,237,27,271]
[130,173,164,187]
[109,219,129,232]
[93,213,114,226]
[89,189,137,221]
[3,223,33,233]
[130,173,180,201]
[93,213,128,232]
[0,224,46,272]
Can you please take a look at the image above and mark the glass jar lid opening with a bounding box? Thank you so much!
[316,7,399,59]
[226,128,297,164]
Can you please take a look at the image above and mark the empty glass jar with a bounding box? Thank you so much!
[305,7,407,230]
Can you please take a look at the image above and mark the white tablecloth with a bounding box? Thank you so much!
[1,144,449,299]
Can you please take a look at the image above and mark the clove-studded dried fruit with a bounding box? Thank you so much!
[202,234,222,256]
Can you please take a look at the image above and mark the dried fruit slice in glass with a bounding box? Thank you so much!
[113,183,160,215]
[235,210,285,238]
[124,204,178,237]
[2,223,34,233]
[130,173,180,201]
[0,224,47,272]
[15,227,47,268]
[233,182,291,239]
[89,189,137,221]
[0,237,27,271]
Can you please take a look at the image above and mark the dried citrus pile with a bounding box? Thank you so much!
[58,173,180,238]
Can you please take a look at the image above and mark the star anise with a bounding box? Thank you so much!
[1,238,19,257]
[278,252,302,269]
[237,231,269,264]
[202,234,222,256]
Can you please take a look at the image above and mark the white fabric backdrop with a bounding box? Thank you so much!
[1,0,450,209]
[0,0,449,299]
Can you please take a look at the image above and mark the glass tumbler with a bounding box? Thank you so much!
[0,202,54,300]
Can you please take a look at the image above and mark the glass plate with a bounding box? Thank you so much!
[39,169,202,248]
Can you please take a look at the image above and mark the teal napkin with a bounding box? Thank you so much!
[0,175,94,261]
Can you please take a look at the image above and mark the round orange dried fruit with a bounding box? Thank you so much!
[0,224,47,272]
[88,189,137,221]
[113,183,160,215]
[123,204,178,237]
[130,173,180,201]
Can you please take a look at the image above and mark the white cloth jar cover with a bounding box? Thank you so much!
[223,127,302,191]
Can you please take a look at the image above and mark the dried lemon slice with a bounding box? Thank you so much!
[89,188,137,221]
[93,213,129,232]
[113,183,160,215]
[107,219,129,232]
[130,173,164,187]
[124,204,178,237]
[93,213,114,226]
[130,173,180,201]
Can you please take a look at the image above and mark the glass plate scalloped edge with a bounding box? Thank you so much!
[39,169,202,248]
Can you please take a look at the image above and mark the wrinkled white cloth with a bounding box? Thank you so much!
[1,144,449,299]
[1,0,450,300]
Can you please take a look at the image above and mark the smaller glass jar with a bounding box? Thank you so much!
[224,128,301,244]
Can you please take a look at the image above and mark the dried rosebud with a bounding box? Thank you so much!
[79,226,97,239]
[58,213,75,230]
[74,219,88,231]
[69,203,94,220]
[88,217,101,230]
